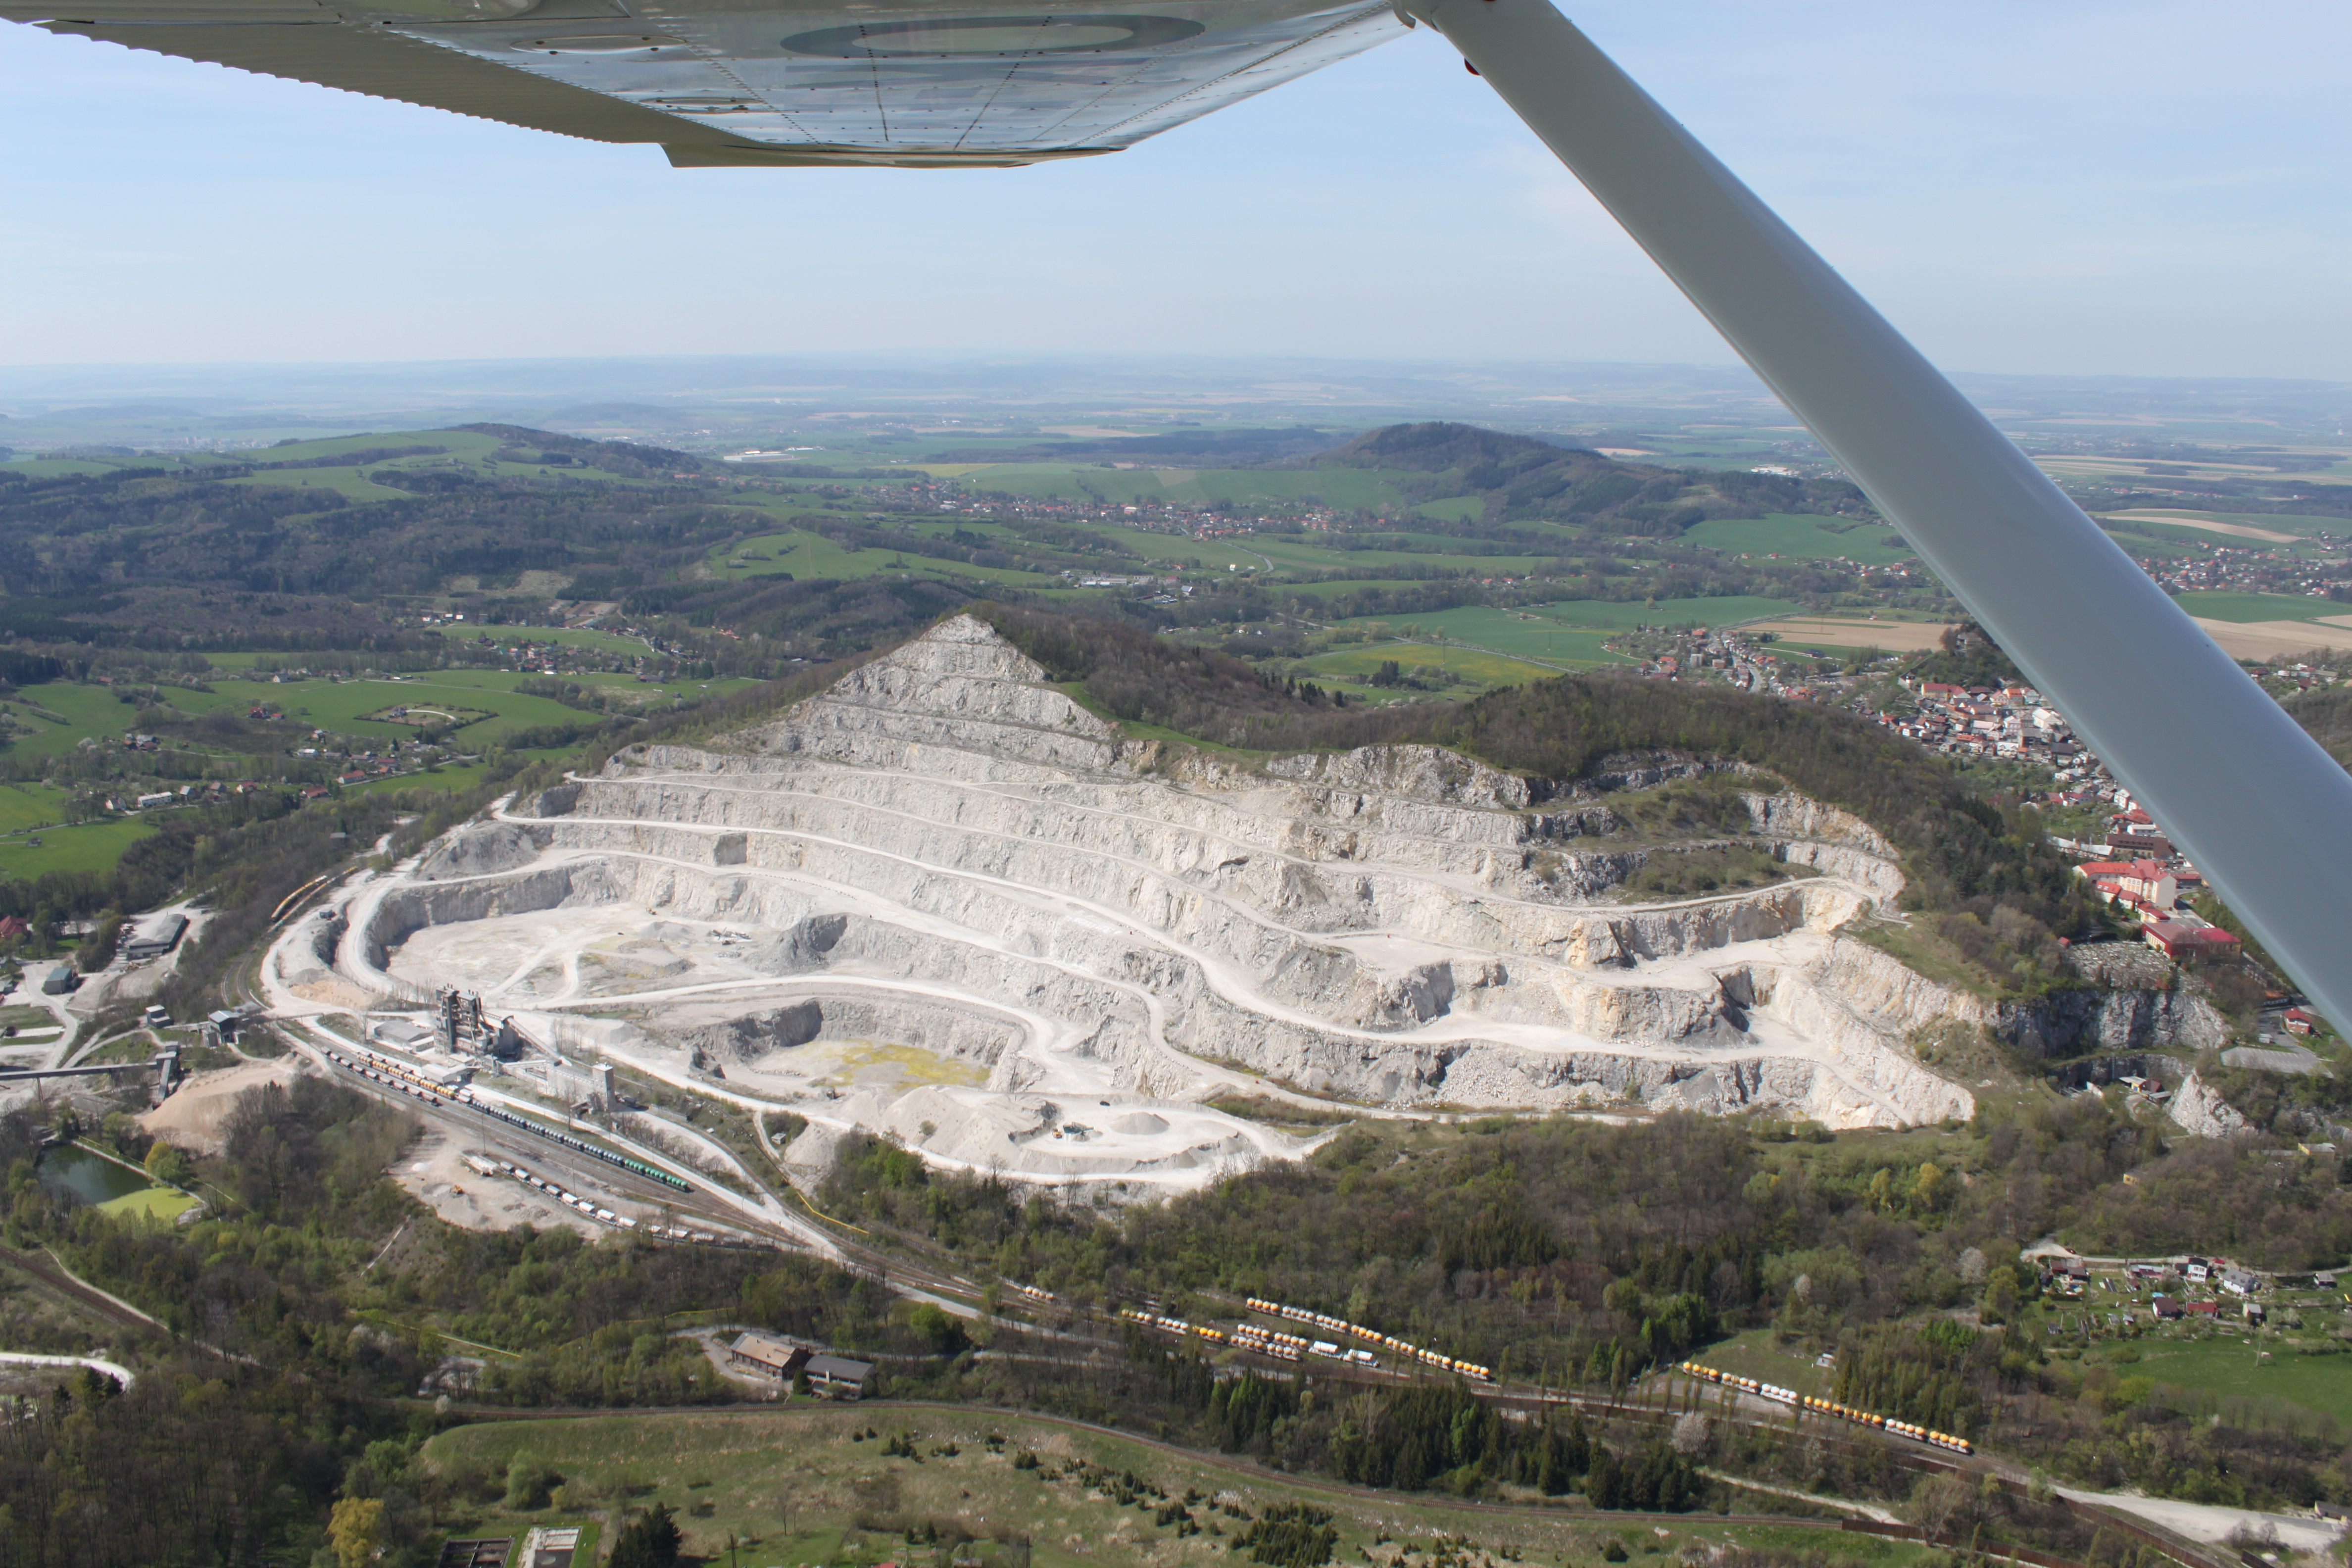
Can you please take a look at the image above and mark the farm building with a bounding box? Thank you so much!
[728,1331,808,1380]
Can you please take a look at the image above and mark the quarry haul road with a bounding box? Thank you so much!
[478,797,1912,1125]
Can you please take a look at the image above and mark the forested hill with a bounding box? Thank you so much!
[1316,420,1873,536]
[966,604,2087,997]
[0,425,728,641]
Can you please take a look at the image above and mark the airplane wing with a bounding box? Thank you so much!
[5,0,1406,166]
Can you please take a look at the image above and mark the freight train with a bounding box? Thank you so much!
[1245,1297,1493,1382]
[1678,1362,1972,1454]
[321,1043,693,1193]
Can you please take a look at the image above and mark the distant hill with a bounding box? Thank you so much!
[1313,420,1842,537]
[1317,421,1589,473]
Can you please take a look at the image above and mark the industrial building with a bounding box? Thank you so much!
[40,965,77,995]
[546,1058,616,1113]
[805,1354,876,1401]
[435,986,488,1052]
[121,912,188,962]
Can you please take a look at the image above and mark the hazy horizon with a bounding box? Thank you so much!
[3,1,2347,379]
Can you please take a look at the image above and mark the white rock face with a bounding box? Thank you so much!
[2169,1070,2251,1139]
[344,615,1986,1183]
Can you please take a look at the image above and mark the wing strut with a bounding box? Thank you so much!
[1406,0,2352,1030]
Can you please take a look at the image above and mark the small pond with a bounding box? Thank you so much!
[36,1144,153,1206]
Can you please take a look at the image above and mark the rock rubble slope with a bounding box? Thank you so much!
[343,615,1980,1185]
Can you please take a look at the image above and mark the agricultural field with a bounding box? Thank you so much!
[1678,513,1915,565]
[1526,596,1807,631]
[1336,597,1804,667]
[2170,591,2352,626]
[420,1405,1936,1568]
[1740,618,1954,655]
[2094,512,2324,551]
[1296,641,1565,694]
[1334,609,1629,668]
[2039,451,2352,486]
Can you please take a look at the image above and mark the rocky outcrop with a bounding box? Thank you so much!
[2169,1070,2251,1138]
[1262,746,1533,809]
[741,614,1127,774]
[414,821,539,880]
[1994,986,2231,1058]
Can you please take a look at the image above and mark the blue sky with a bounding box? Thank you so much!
[2,1,2346,377]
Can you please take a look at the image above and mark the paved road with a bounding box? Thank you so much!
[2058,1489,2343,1554]
[0,1350,136,1388]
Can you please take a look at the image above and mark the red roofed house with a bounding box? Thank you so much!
[2144,921,2241,962]
[2283,1008,2321,1037]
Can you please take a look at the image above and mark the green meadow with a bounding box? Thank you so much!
[2173,591,2352,625]
[2121,1337,2352,1430]
[98,1185,200,1222]
[0,817,159,879]
[1524,595,1806,630]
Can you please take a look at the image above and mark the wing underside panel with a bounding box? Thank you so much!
[11,0,1406,165]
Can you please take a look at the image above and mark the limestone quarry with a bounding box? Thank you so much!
[290,614,2014,1190]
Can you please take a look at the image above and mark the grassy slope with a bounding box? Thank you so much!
[421,1406,1934,1568]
